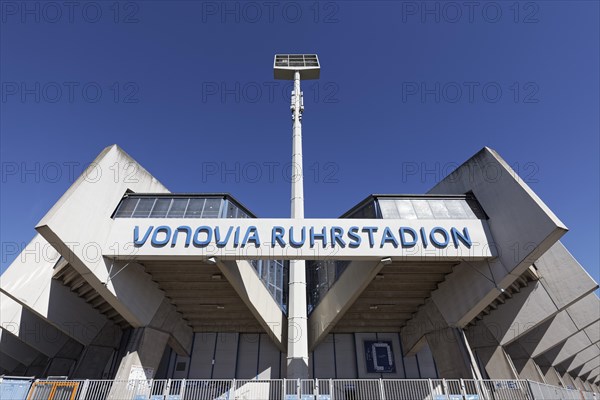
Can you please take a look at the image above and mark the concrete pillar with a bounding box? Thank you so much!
[0,331,35,368]
[0,351,24,373]
[217,260,285,351]
[511,357,545,382]
[25,353,51,377]
[424,327,480,379]
[307,260,385,350]
[562,372,577,389]
[72,322,123,379]
[472,345,518,379]
[544,366,564,386]
[505,341,546,381]
[465,322,518,379]
[113,327,169,381]
[402,299,481,379]
[107,327,169,400]
[573,376,586,390]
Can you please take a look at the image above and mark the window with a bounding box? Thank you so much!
[150,198,171,218]
[114,197,138,218]
[185,198,205,218]
[202,199,221,218]
[167,198,189,218]
[113,195,253,221]
[375,198,483,220]
[132,198,155,218]
[250,259,288,314]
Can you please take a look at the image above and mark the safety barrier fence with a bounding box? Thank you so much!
[0,377,598,400]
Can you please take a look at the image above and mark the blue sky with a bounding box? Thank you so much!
[1,1,599,285]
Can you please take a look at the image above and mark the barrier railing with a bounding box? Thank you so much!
[1,377,598,400]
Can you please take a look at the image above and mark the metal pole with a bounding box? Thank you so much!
[291,70,304,219]
[286,70,309,379]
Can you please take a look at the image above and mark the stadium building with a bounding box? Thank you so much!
[1,55,598,399]
[1,145,598,390]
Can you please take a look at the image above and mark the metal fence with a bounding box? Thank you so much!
[1,377,598,400]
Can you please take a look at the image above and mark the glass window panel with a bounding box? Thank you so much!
[250,259,259,273]
[202,199,222,218]
[360,201,377,218]
[225,202,239,218]
[115,197,138,218]
[132,198,155,218]
[167,198,189,218]
[444,200,469,219]
[185,198,205,218]
[150,198,171,218]
[115,196,252,219]
[460,200,478,219]
[378,200,400,218]
[261,261,268,281]
[428,200,451,218]
[396,200,417,219]
[269,262,275,285]
[348,201,377,218]
[412,200,434,219]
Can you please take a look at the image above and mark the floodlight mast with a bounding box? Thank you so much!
[274,54,320,379]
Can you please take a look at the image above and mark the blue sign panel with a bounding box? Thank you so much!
[364,341,396,373]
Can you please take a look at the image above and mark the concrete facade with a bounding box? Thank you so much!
[1,145,598,389]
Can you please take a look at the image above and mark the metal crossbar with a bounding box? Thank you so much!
[1,378,597,400]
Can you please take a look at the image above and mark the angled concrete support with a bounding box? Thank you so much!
[577,356,600,377]
[425,327,481,379]
[0,351,24,373]
[112,327,169,381]
[24,146,193,356]
[474,280,559,347]
[307,260,384,350]
[34,146,169,326]
[0,329,45,368]
[464,245,598,350]
[561,371,578,389]
[516,293,599,360]
[585,368,600,385]
[540,328,599,368]
[402,299,481,379]
[465,323,518,379]
[537,365,564,386]
[0,293,75,358]
[216,260,287,351]
[1,237,113,347]
[504,343,545,381]
[428,147,568,328]
[71,322,122,378]
[565,344,600,373]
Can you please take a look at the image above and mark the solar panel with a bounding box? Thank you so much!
[274,54,320,80]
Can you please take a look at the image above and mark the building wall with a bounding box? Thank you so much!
[156,332,438,379]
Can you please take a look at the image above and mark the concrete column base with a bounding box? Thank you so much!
[472,345,518,379]
[425,328,477,379]
[286,357,309,379]
[113,327,169,381]
[562,372,577,389]
[538,365,564,386]
[512,357,545,382]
